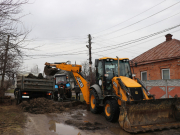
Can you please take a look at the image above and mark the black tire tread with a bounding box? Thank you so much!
[16,92,22,105]
[104,99,119,122]
[67,90,72,98]
[90,89,100,114]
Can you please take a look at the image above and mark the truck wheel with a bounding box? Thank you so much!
[53,91,58,101]
[16,93,22,105]
[47,95,52,100]
[15,93,17,100]
[90,89,100,114]
[67,90,72,98]
[104,99,119,122]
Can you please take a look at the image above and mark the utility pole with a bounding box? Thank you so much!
[86,34,92,84]
[1,35,10,92]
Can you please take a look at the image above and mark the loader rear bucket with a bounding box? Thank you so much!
[119,98,180,133]
[44,65,59,76]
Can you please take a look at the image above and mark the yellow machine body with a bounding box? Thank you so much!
[44,58,180,133]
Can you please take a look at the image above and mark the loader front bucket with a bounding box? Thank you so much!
[119,98,180,133]
[44,65,59,76]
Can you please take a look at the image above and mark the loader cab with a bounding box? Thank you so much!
[95,57,132,91]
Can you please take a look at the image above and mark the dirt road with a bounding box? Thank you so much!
[2,95,180,135]
[23,108,180,135]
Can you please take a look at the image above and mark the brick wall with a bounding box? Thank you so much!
[142,79,180,99]
[132,58,180,80]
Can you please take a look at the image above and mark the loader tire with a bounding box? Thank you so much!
[67,90,72,98]
[90,89,100,114]
[104,99,119,122]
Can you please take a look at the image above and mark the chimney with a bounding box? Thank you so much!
[165,33,173,41]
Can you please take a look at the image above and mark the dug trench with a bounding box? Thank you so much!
[2,97,180,135]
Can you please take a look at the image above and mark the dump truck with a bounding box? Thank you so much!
[14,74,55,104]
[44,57,180,133]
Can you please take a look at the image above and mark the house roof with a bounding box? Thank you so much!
[131,38,180,65]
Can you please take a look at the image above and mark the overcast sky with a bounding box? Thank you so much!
[19,0,180,73]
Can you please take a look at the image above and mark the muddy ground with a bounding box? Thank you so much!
[1,97,180,135]
[23,108,180,135]
[0,104,26,135]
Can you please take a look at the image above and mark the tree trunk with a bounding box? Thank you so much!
[0,88,5,98]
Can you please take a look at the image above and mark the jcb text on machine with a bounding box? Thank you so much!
[44,57,180,133]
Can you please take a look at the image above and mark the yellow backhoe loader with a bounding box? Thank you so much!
[44,57,180,133]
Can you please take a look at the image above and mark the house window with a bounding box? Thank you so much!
[162,69,170,79]
[141,71,147,81]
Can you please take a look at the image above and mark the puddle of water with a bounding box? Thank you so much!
[49,120,80,135]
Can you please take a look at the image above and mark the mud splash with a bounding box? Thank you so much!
[49,120,80,135]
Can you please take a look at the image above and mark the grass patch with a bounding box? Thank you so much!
[6,89,14,93]
[0,105,26,135]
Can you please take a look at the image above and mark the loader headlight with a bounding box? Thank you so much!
[104,74,109,77]
[132,74,136,77]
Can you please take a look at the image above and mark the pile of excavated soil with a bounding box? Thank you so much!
[19,98,86,114]
[26,73,44,79]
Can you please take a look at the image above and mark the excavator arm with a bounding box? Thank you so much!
[44,62,90,104]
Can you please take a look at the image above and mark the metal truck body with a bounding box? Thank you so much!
[14,75,55,104]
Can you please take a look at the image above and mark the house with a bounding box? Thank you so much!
[131,34,180,98]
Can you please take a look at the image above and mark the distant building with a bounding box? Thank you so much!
[131,34,180,98]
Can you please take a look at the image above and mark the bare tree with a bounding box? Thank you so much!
[0,0,29,97]
[0,0,28,37]
[31,64,40,74]
[81,60,96,85]
[81,61,89,80]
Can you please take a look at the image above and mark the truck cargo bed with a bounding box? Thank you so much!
[17,76,54,91]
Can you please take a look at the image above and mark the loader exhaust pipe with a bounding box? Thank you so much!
[116,56,120,76]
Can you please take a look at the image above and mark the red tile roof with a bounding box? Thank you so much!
[131,39,180,65]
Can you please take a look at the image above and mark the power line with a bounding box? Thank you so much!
[92,24,180,53]
[94,11,180,42]
[92,0,166,35]
[27,36,87,41]
[24,24,180,58]
[23,0,166,42]
[33,9,180,52]
[95,1,180,38]
[101,28,180,57]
